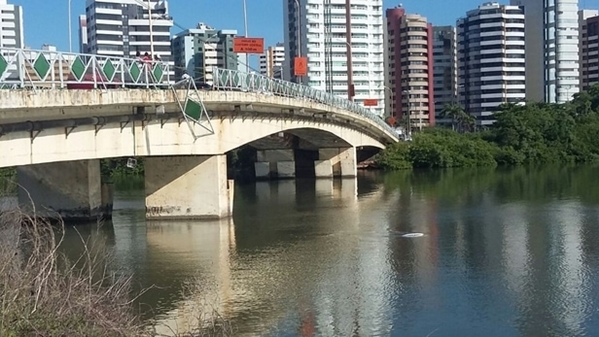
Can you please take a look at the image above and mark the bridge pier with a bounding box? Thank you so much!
[17,159,113,222]
[254,149,295,180]
[145,155,234,220]
[314,147,357,178]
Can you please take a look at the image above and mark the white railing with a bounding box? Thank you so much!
[0,47,170,89]
[212,67,398,139]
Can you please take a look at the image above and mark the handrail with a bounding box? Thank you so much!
[0,47,171,89]
[212,67,398,140]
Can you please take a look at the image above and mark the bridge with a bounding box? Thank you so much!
[0,47,398,221]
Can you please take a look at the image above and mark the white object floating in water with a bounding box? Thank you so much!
[401,233,424,238]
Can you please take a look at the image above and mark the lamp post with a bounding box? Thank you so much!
[382,85,393,118]
[68,0,72,52]
[294,0,302,83]
[403,90,411,139]
[242,0,250,73]
[342,40,354,101]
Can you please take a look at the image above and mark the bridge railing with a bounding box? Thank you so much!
[212,67,398,139]
[0,47,171,89]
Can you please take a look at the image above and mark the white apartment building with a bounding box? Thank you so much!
[0,0,24,49]
[84,0,173,59]
[171,23,239,82]
[432,25,457,126]
[260,43,285,79]
[283,0,385,116]
[457,2,526,126]
[511,0,580,103]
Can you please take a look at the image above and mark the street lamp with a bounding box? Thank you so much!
[68,0,72,53]
[402,90,412,138]
[341,40,354,101]
[242,0,250,73]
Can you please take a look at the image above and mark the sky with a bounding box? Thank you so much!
[10,0,599,52]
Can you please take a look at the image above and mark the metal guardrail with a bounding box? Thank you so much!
[0,47,170,89]
[0,47,396,140]
[212,68,398,140]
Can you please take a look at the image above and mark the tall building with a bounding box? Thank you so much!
[432,25,457,126]
[386,6,435,128]
[283,0,385,116]
[0,0,24,49]
[259,43,285,79]
[511,0,580,103]
[171,23,239,83]
[84,0,173,59]
[457,2,526,126]
[78,14,88,53]
[579,9,599,91]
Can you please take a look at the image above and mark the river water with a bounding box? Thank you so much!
[58,166,599,336]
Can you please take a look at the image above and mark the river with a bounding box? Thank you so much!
[56,165,599,336]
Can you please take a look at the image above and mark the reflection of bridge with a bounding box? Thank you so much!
[0,47,398,221]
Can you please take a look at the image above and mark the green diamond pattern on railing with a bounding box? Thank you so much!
[102,59,116,81]
[129,62,141,82]
[245,74,252,87]
[33,53,51,79]
[233,73,241,87]
[184,99,202,121]
[219,71,229,86]
[153,64,164,82]
[0,54,7,78]
[70,56,86,81]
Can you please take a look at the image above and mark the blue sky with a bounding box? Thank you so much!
[11,0,599,51]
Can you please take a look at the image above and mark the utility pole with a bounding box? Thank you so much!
[147,0,154,56]
[243,0,250,73]
[68,0,72,52]
[345,0,353,101]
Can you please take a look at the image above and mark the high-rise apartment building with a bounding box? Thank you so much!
[79,14,88,53]
[511,0,580,103]
[171,23,239,83]
[84,0,173,58]
[457,2,526,126]
[432,26,457,126]
[0,0,24,49]
[283,0,385,116]
[386,6,434,128]
[579,9,599,91]
[259,43,285,79]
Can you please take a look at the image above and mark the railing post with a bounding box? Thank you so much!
[17,49,25,89]
[92,56,98,89]
[58,52,64,89]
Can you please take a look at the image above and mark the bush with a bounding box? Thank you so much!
[0,210,144,337]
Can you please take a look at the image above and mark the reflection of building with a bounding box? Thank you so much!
[579,10,599,91]
[171,23,239,82]
[432,26,457,126]
[283,0,385,115]
[511,0,580,103]
[0,0,24,49]
[458,2,526,126]
[386,6,435,128]
[259,43,285,79]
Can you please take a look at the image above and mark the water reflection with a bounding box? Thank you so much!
[57,165,599,336]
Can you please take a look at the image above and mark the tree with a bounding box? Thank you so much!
[441,102,465,131]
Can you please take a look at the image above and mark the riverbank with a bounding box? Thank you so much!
[376,90,599,170]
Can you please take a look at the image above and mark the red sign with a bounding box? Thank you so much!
[363,99,378,107]
[233,37,265,54]
[294,57,308,76]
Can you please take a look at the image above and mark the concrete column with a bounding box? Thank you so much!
[145,155,233,220]
[315,147,357,178]
[17,159,112,222]
[254,149,295,179]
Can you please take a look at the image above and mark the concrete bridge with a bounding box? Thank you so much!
[0,47,398,221]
